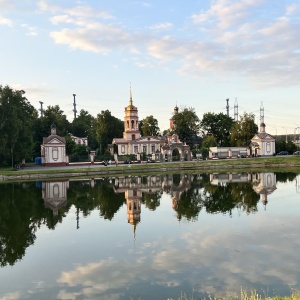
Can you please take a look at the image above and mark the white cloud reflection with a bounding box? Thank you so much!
[56,215,300,299]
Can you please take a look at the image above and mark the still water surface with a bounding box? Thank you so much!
[0,172,300,300]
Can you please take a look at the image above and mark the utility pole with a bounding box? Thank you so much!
[73,94,77,119]
[234,98,238,121]
[226,99,229,117]
[39,101,44,117]
[260,102,264,124]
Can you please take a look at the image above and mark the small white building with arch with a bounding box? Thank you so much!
[41,124,69,166]
[251,123,275,156]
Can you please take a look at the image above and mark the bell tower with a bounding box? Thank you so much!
[123,85,141,141]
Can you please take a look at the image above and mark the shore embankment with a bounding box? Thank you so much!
[0,156,300,182]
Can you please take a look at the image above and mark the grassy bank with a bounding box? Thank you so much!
[1,156,300,181]
[131,289,300,300]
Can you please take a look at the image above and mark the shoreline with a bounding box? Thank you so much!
[1,156,300,181]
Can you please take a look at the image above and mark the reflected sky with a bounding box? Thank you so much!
[0,172,299,300]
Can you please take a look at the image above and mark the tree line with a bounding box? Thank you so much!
[1,85,295,167]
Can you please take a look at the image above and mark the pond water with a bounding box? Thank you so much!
[0,172,300,300]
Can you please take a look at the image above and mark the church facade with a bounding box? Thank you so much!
[251,123,275,156]
[111,88,191,162]
[41,124,69,166]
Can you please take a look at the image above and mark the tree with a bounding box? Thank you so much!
[0,85,38,166]
[200,112,234,146]
[42,105,70,137]
[71,109,95,138]
[139,115,160,136]
[201,135,217,158]
[70,109,98,151]
[172,107,200,148]
[95,110,123,155]
[230,112,258,146]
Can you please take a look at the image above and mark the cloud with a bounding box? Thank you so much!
[0,15,12,26]
[150,22,173,31]
[37,0,113,19]
[55,215,300,299]
[0,292,20,300]
[192,0,265,30]
[146,1,300,88]
[21,23,38,36]
[39,1,300,88]
[50,23,136,53]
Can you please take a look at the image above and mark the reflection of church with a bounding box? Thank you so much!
[114,174,192,238]
[42,180,69,216]
[111,87,191,162]
[209,172,277,209]
[252,173,277,209]
[210,173,251,185]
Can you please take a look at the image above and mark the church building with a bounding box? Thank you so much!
[111,87,191,162]
[251,122,275,156]
[41,124,69,166]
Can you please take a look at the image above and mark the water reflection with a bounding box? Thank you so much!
[0,172,299,300]
[42,180,68,216]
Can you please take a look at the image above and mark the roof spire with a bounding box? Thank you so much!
[129,83,133,106]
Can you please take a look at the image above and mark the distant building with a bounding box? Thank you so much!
[41,124,69,166]
[251,123,275,156]
[70,135,88,146]
[209,147,250,159]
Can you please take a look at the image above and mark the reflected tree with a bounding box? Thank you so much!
[0,183,43,266]
[275,172,297,183]
[141,192,162,211]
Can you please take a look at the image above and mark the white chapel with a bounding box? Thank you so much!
[251,122,275,156]
[41,124,69,166]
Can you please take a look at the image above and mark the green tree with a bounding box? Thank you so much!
[201,135,217,158]
[0,85,38,166]
[95,110,123,155]
[172,107,200,148]
[230,112,258,146]
[42,105,70,136]
[141,192,161,211]
[71,110,94,135]
[139,115,160,136]
[200,112,234,146]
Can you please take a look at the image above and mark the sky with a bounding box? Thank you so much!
[0,0,300,136]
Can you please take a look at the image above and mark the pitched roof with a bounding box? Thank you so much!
[43,135,66,144]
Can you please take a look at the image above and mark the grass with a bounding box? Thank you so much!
[130,289,300,300]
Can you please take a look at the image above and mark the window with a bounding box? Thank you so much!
[151,145,155,153]
[52,147,58,161]
[134,146,138,153]
[143,146,147,153]
[132,134,135,140]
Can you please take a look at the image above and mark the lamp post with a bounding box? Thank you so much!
[11,146,14,170]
